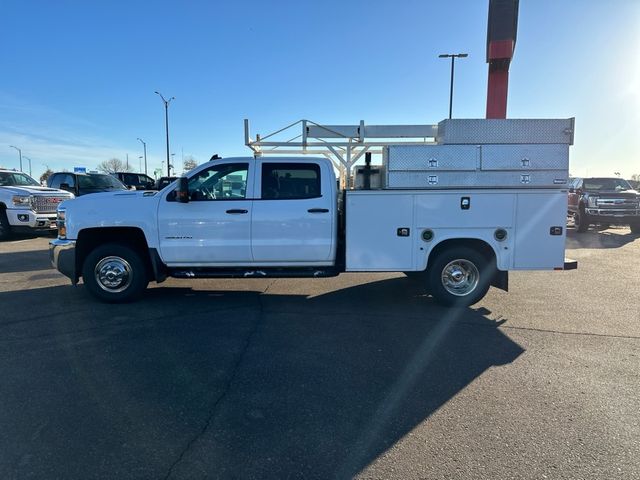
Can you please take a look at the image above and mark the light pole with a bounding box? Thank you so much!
[138,156,143,171]
[438,53,468,119]
[9,145,22,172]
[137,137,147,175]
[155,91,175,177]
[22,156,32,177]
[171,153,175,174]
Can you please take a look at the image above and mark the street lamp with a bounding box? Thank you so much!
[22,156,32,177]
[9,145,22,172]
[137,137,147,175]
[155,91,175,177]
[438,53,468,119]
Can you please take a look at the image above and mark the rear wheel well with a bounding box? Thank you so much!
[427,238,497,270]
[77,227,152,279]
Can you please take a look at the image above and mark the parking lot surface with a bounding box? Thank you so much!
[0,228,639,479]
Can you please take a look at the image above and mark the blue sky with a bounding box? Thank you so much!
[1,0,638,179]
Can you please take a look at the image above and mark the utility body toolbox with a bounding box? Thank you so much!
[383,118,573,189]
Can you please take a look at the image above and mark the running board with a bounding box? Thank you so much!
[169,267,340,279]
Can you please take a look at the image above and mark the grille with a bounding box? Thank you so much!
[597,198,639,208]
[32,195,67,213]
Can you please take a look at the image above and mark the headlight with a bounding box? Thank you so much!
[57,208,66,239]
[587,196,598,207]
[12,195,32,207]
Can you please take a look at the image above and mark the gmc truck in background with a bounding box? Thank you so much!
[0,169,74,240]
[50,118,577,307]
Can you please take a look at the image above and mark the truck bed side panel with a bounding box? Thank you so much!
[345,193,414,271]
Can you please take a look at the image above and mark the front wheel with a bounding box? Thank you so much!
[631,223,640,234]
[574,209,589,233]
[0,210,12,241]
[428,247,494,307]
[82,243,149,302]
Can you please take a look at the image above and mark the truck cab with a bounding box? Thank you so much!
[157,157,336,266]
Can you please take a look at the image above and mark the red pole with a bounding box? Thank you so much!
[486,0,518,119]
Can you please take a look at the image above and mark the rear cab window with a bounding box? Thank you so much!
[261,163,321,200]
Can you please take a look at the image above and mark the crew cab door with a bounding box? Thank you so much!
[251,160,335,264]
[157,161,254,265]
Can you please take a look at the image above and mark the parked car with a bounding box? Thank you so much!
[112,172,156,190]
[155,176,178,190]
[568,177,640,233]
[47,172,128,196]
[0,169,74,240]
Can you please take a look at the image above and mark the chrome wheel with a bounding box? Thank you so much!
[94,256,133,293]
[441,259,479,297]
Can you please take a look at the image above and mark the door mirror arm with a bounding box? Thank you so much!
[176,177,190,203]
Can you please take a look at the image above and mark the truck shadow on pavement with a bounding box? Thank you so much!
[0,279,524,480]
[0,248,52,273]
[566,227,639,250]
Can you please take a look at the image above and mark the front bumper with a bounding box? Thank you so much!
[585,208,640,223]
[6,209,57,231]
[49,239,77,284]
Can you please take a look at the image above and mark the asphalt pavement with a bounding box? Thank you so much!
[0,228,638,480]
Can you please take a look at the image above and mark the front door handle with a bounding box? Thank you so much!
[226,209,248,214]
[308,208,329,213]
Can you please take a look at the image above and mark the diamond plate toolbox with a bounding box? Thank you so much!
[436,118,575,145]
[481,144,569,171]
[386,171,569,189]
[386,145,479,171]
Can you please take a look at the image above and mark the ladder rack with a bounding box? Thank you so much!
[244,118,574,188]
[244,119,438,187]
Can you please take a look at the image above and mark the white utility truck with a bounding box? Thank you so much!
[1,169,74,240]
[50,118,577,306]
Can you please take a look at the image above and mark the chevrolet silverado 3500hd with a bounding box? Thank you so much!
[50,118,577,306]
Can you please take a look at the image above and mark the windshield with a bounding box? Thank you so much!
[78,174,127,190]
[583,178,633,191]
[0,172,40,187]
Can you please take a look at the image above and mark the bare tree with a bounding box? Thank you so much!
[183,155,198,172]
[97,158,132,174]
[39,168,54,184]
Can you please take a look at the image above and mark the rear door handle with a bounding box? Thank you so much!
[308,208,329,213]
[226,209,248,214]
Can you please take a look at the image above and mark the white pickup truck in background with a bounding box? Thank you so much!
[0,169,74,240]
[50,118,577,306]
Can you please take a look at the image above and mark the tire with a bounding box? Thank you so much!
[0,210,11,241]
[428,246,494,307]
[574,208,589,233]
[631,223,640,234]
[82,243,149,303]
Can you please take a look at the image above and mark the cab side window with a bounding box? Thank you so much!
[187,163,248,201]
[261,163,321,200]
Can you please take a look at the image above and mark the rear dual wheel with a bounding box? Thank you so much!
[428,247,494,307]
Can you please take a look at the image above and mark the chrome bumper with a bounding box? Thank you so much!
[49,239,77,284]
[585,208,640,217]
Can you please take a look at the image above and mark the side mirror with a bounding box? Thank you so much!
[176,177,190,203]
